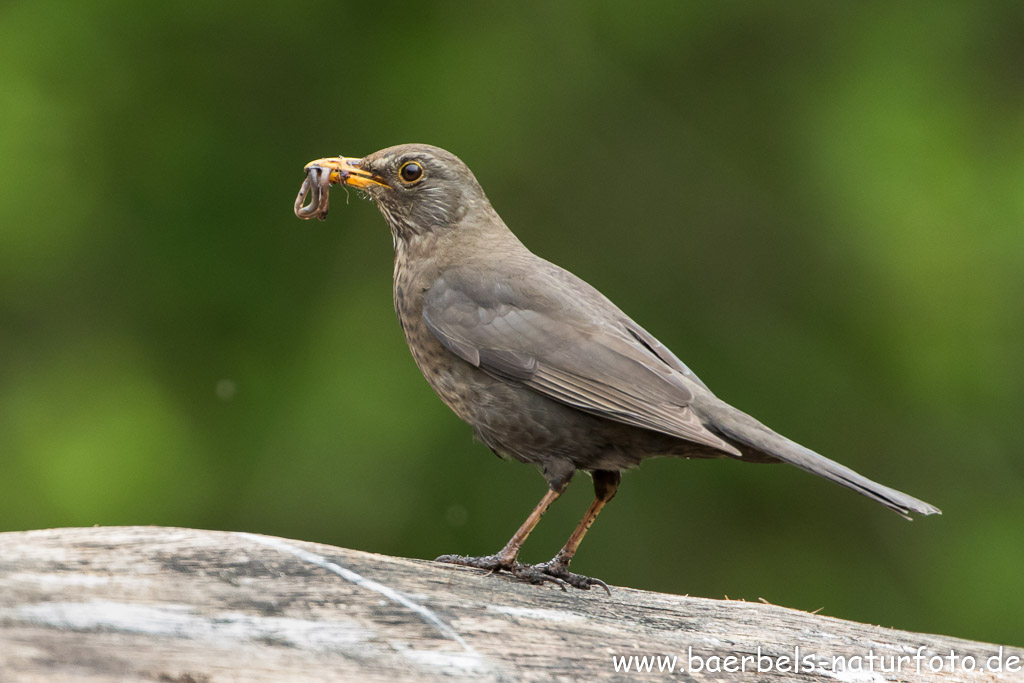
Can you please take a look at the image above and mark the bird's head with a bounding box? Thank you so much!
[297,144,491,241]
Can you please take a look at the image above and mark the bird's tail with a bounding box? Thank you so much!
[701,397,940,519]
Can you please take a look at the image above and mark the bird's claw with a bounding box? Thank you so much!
[435,553,565,588]
[507,562,569,590]
[529,559,611,594]
[434,553,608,593]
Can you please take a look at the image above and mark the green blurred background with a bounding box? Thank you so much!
[2,1,1021,647]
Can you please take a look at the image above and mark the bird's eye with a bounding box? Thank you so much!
[399,161,424,184]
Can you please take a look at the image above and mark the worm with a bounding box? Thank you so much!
[293,176,313,218]
[294,166,333,220]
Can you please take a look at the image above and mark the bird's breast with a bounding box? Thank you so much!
[392,243,475,420]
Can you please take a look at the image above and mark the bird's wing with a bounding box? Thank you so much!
[422,271,740,456]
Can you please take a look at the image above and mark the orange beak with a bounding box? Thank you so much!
[303,156,389,190]
[295,155,390,220]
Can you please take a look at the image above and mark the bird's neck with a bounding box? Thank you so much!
[390,210,525,315]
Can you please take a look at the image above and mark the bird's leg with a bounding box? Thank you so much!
[435,479,570,587]
[527,470,621,594]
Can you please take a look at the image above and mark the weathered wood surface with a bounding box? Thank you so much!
[0,527,1018,682]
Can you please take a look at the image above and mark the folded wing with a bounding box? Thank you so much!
[422,271,740,456]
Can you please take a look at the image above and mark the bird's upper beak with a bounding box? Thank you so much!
[303,156,390,190]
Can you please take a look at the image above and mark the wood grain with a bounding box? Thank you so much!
[0,527,1018,681]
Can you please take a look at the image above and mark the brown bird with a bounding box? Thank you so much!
[294,144,940,592]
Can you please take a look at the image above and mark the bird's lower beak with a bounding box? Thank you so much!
[303,156,389,190]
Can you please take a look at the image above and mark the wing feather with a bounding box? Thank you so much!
[422,271,740,456]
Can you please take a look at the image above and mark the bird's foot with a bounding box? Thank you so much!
[435,553,609,594]
[526,558,611,595]
[434,553,569,590]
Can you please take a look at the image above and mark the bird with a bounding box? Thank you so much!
[293,143,940,592]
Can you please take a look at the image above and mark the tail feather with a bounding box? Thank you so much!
[702,398,941,518]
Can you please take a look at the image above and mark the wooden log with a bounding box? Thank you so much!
[0,526,1018,681]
